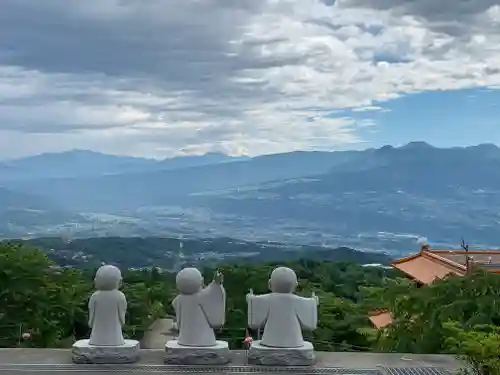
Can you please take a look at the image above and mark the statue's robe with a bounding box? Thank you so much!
[173,281,226,347]
[247,293,317,348]
[88,290,126,346]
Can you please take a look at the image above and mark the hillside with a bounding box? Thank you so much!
[199,143,500,245]
[0,150,247,181]
[7,236,391,269]
[0,240,498,375]
[0,187,82,237]
[1,143,500,252]
[6,150,360,211]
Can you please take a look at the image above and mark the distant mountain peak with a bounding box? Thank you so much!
[8,149,147,162]
[378,145,395,151]
[468,143,499,151]
[64,149,98,154]
[399,141,435,150]
[167,152,229,159]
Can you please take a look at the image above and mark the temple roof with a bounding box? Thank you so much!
[392,248,500,284]
[433,250,500,272]
[391,250,465,284]
[369,247,500,329]
[368,309,393,329]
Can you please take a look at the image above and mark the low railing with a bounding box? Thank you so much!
[0,323,29,347]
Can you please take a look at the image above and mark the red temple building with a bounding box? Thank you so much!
[368,244,500,329]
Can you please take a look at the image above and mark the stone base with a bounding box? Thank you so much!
[247,340,315,366]
[72,339,140,364]
[164,340,230,365]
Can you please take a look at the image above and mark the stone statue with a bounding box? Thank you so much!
[88,265,126,346]
[72,265,140,364]
[246,266,319,366]
[173,267,225,346]
[164,268,230,365]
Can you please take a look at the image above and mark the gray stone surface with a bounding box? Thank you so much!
[247,341,315,366]
[164,340,230,365]
[72,339,140,364]
[140,318,176,349]
[0,348,466,374]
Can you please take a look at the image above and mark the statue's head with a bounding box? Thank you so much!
[94,265,122,291]
[176,267,203,295]
[269,266,298,293]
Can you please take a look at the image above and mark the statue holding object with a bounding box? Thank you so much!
[164,268,230,365]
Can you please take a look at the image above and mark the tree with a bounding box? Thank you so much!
[8,237,500,358]
[444,322,500,375]
[0,242,88,347]
[375,270,500,353]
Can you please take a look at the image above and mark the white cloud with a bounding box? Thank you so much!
[0,0,499,159]
[351,106,389,112]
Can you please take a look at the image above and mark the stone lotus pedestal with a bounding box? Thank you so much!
[164,339,230,365]
[72,339,140,364]
[247,340,315,366]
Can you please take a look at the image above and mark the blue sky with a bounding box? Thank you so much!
[344,88,500,148]
[0,0,499,159]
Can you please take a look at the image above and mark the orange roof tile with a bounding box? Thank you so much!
[373,247,500,330]
[391,251,466,284]
[431,250,500,271]
[368,310,393,329]
[391,247,500,283]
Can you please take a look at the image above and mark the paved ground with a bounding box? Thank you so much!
[0,371,214,374]
[0,348,464,372]
[140,318,176,349]
[0,372,163,374]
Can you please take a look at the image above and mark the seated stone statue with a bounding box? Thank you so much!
[72,265,140,364]
[89,265,126,346]
[164,268,230,365]
[246,266,319,366]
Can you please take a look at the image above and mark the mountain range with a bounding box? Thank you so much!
[1,142,500,255]
[0,150,249,181]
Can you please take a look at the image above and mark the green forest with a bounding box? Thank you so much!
[9,236,391,269]
[0,240,499,374]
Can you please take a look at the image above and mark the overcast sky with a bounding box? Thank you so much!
[0,0,499,160]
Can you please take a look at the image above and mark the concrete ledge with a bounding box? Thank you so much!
[0,364,381,374]
[0,348,465,373]
[72,339,140,364]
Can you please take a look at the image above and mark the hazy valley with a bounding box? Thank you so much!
[1,142,500,256]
